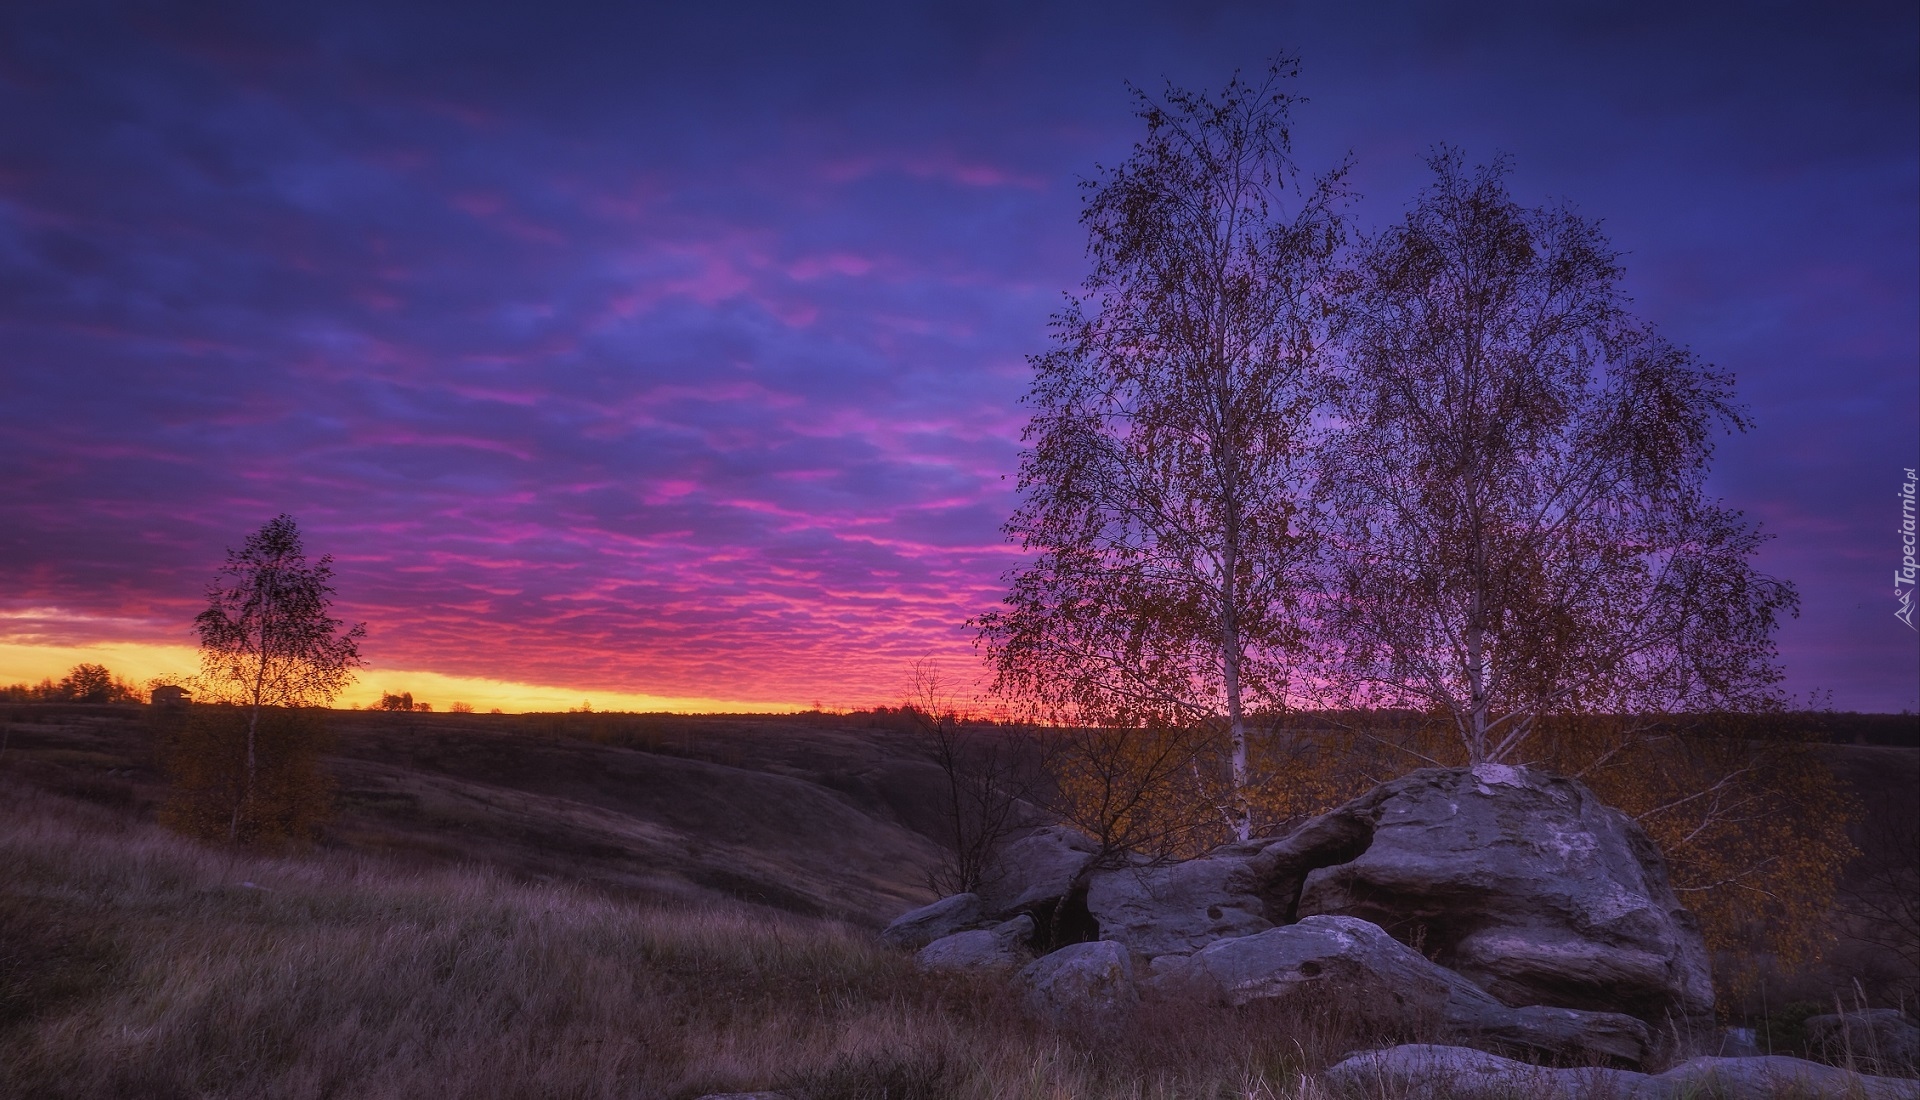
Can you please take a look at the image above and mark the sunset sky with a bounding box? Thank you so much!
[2,2,1915,713]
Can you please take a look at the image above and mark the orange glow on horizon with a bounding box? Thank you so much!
[0,640,820,715]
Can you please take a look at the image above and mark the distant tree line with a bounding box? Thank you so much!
[1,663,146,704]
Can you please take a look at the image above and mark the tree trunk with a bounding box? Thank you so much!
[1221,506,1251,841]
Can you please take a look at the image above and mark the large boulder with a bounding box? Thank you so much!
[977,826,1099,919]
[915,914,1033,971]
[1322,1044,1920,1100]
[1085,852,1272,956]
[1020,939,1138,1027]
[1284,764,1713,1027]
[881,892,985,949]
[1155,914,1648,1064]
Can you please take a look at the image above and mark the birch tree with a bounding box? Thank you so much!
[977,63,1344,842]
[1321,151,1798,765]
[191,514,364,840]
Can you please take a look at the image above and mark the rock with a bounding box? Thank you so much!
[1085,852,1271,956]
[977,826,1098,919]
[1174,914,1461,1022]
[915,914,1033,971]
[1806,1009,1920,1072]
[1322,1044,1920,1100]
[881,892,985,949]
[1020,940,1138,1026]
[1244,806,1377,922]
[1444,1002,1649,1066]
[1657,1054,1920,1099]
[1164,915,1648,1064]
[693,1094,792,1100]
[1321,1044,1624,1100]
[1289,763,1713,1028]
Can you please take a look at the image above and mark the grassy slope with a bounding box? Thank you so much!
[2,707,956,924]
[1,706,1914,1098]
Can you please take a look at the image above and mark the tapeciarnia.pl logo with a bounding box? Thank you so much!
[1898,466,1917,631]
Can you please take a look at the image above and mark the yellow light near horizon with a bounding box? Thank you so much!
[0,641,806,715]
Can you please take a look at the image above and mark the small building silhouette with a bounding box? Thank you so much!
[151,684,191,708]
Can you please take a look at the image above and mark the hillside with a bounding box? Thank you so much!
[1,706,958,925]
[1,704,1914,1098]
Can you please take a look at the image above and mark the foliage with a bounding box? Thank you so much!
[1037,715,1381,860]
[1834,759,1920,998]
[0,664,141,704]
[978,61,1347,840]
[1320,151,1798,765]
[156,705,334,843]
[179,514,363,842]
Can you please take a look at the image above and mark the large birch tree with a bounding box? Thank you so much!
[977,64,1344,842]
[1321,151,1798,765]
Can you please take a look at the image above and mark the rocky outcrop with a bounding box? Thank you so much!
[1152,915,1648,1064]
[1287,764,1712,1028]
[1019,939,1137,1027]
[882,765,1716,1068]
[1322,1044,1920,1100]
[915,914,1033,971]
[976,826,1098,920]
[881,892,984,949]
[1085,853,1271,956]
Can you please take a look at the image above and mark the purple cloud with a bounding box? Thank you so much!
[1,1,1913,709]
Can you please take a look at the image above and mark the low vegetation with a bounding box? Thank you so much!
[3,771,1442,1099]
[2,704,1912,1097]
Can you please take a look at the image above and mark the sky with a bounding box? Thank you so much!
[1,1,1915,713]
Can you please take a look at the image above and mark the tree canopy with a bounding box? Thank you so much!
[179,514,364,841]
[976,62,1346,842]
[1319,151,1798,764]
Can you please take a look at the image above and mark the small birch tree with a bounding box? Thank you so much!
[1321,151,1798,764]
[977,63,1345,842]
[189,514,364,841]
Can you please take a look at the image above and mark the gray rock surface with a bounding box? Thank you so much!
[1020,939,1138,1026]
[1322,1044,1920,1100]
[1159,915,1647,1064]
[880,892,985,949]
[976,826,1098,918]
[1450,1003,1650,1066]
[1322,1044,1621,1099]
[1657,1054,1920,1099]
[1166,914,1461,1019]
[915,914,1033,971]
[1289,764,1713,1027]
[1807,1009,1920,1073]
[1085,853,1271,956]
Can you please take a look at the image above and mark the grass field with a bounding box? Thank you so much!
[1,705,1914,1098]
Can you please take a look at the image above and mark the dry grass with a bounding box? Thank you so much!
[0,778,1436,1100]
[3,708,1911,1099]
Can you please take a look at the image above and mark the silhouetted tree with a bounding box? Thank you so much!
[977,62,1346,842]
[173,514,364,842]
